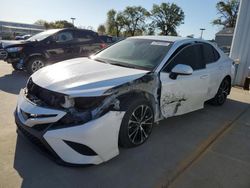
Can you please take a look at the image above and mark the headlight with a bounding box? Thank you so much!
[6,47,23,53]
[74,96,107,110]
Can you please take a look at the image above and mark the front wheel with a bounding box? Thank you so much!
[26,57,46,74]
[11,62,21,70]
[210,78,231,106]
[119,99,154,148]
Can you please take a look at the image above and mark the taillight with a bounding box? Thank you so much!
[100,43,107,49]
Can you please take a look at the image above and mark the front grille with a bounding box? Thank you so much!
[26,78,65,108]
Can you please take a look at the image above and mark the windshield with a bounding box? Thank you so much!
[93,38,173,71]
[27,29,62,42]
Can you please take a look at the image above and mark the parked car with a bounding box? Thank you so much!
[15,34,32,40]
[99,35,117,45]
[15,36,235,165]
[2,28,105,74]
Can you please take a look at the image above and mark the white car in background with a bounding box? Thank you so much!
[15,36,235,165]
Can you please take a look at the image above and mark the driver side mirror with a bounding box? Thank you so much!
[169,64,193,80]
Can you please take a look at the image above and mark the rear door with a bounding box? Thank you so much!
[160,43,210,118]
[201,43,222,100]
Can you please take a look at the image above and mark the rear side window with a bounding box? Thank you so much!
[164,44,205,72]
[55,31,73,43]
[202,43,220,64]
[75,31,96,42]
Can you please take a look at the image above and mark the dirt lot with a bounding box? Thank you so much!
[0,61,250,188]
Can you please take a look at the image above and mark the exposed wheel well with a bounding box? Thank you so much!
[117,91,156,114]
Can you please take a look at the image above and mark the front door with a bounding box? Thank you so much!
[160,43,209,118]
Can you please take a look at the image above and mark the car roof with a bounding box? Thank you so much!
[129,35,189,43]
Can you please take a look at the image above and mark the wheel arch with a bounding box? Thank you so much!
[117,90,157,117]
[24,53,46,66]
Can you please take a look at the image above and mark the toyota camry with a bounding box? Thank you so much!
[15,36,235,165]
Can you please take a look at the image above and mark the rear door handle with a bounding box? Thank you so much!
[200,75,208,79]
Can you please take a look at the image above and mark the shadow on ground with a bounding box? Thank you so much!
[13,98,250,188]
[0,70,29,94]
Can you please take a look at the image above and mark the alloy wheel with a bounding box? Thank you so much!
[31,60,45,73]
[127,105,153,145]
[217,80,230,104]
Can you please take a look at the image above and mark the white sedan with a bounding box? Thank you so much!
[15,36,235,165]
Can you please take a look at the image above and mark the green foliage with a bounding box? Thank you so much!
[212,0,239,28]
[150,3,184,36]
[105,3,184,37]
[122,6,150,36]
[106,9,125,37]
[97,24,106,34]
[35,20,74,29]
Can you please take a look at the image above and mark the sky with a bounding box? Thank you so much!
[0,0,223,40]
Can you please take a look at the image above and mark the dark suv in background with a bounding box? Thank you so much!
[1,28,105,74]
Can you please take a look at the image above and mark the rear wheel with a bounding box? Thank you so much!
[210,78,231,106]
[26,57,45,74]
[119,99,154,148]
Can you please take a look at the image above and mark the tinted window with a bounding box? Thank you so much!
[213,47,220,61]
[55,31,73,43]
[164,44,205,72]
[76,31,96,42]
[202,43,220,64]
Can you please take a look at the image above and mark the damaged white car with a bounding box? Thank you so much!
[15,36,235,165]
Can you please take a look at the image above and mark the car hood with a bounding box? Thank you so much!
[1,40,32,48]
[31,58,150,97]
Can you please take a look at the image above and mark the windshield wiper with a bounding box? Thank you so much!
[93,58,109,64]
[110,62,137,69]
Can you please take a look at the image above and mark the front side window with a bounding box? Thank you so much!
[164,44,205,72]
[55,31,73,43]
[93,39,173,70]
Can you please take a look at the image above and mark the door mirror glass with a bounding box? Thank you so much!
[170,64,193,79]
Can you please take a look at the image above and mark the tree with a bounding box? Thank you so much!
[122,6,150,36]
[35,20,74,29]
[52,20,74,29]
[212,0,239,28]
[34,19,47,26]
[106,9,125,37]
[150,3,184,36]
[97,24,106,34]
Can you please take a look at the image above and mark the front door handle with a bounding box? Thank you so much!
[200,75,208,79]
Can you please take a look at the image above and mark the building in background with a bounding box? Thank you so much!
[215,27,234,54]
[0,20,44,40]
[230,0,250,86]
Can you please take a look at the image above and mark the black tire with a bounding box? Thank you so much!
[26,56,46,74]
[209,78,231,106]
[119,98,154,148]
[11,62,21,70]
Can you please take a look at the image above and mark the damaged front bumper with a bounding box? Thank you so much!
[15,89,125,165]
